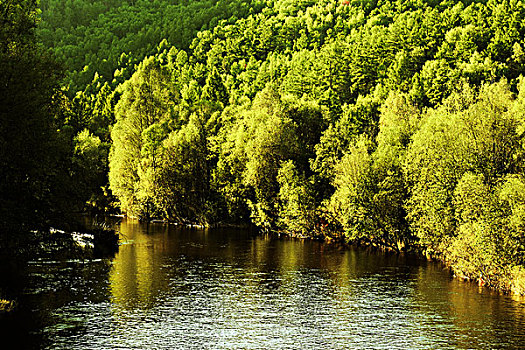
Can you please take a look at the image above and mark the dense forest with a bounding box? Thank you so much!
[1,0,525,294]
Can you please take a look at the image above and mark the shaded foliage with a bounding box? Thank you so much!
[0,0,70,233]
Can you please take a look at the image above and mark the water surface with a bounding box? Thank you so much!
[1,218,524,349]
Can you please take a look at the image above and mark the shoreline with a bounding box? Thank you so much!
[79,213,525,297]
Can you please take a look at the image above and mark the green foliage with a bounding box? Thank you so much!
[327,136,374,242]
[404,87,474,253]
[313,94,381,181]
[276,160,317,236]
[108,56,176,217]
[38,0,262,93]
[326,93,418,250]
[154,114,210,224]
[240,87,300,229]
[404,80,525,291]
[202,66,229,106]
[0,0,74,232]
[447,171,525,291]
[447,173,501,284]
[27,0,525,293]
[72,129,111,213]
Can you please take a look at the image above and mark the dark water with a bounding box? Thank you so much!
[1,218,525,349]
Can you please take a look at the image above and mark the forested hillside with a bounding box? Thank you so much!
[38,0,265,93]
[4,0,524,294]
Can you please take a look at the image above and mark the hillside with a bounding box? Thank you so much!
[20,0,525,293]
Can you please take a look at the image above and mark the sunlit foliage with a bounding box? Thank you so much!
[19,0,525,293]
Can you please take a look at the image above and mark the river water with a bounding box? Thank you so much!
[1,218,524,349]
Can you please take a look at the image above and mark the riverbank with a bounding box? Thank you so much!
[107,213,525,296]
[3,220,525,349]
[274,227,525,297]
[0,225,119,261]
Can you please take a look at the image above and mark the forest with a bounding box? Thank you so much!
[1,0,525,295]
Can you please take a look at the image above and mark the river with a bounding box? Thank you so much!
[1,218,524,349]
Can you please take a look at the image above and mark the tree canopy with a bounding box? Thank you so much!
[2,0,524,293]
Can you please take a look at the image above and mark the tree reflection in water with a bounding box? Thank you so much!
[1,218,524,349]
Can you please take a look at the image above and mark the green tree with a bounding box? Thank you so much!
[155,114,210,224]
[0,0,70,233]
[72,129,109,213]
[277,160,317,236]
[327,136,374,242]
[202,66,229,106]
[405,80,521,256]
[108,56,176,218]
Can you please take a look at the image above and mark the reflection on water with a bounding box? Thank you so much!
[1,217,524,349]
